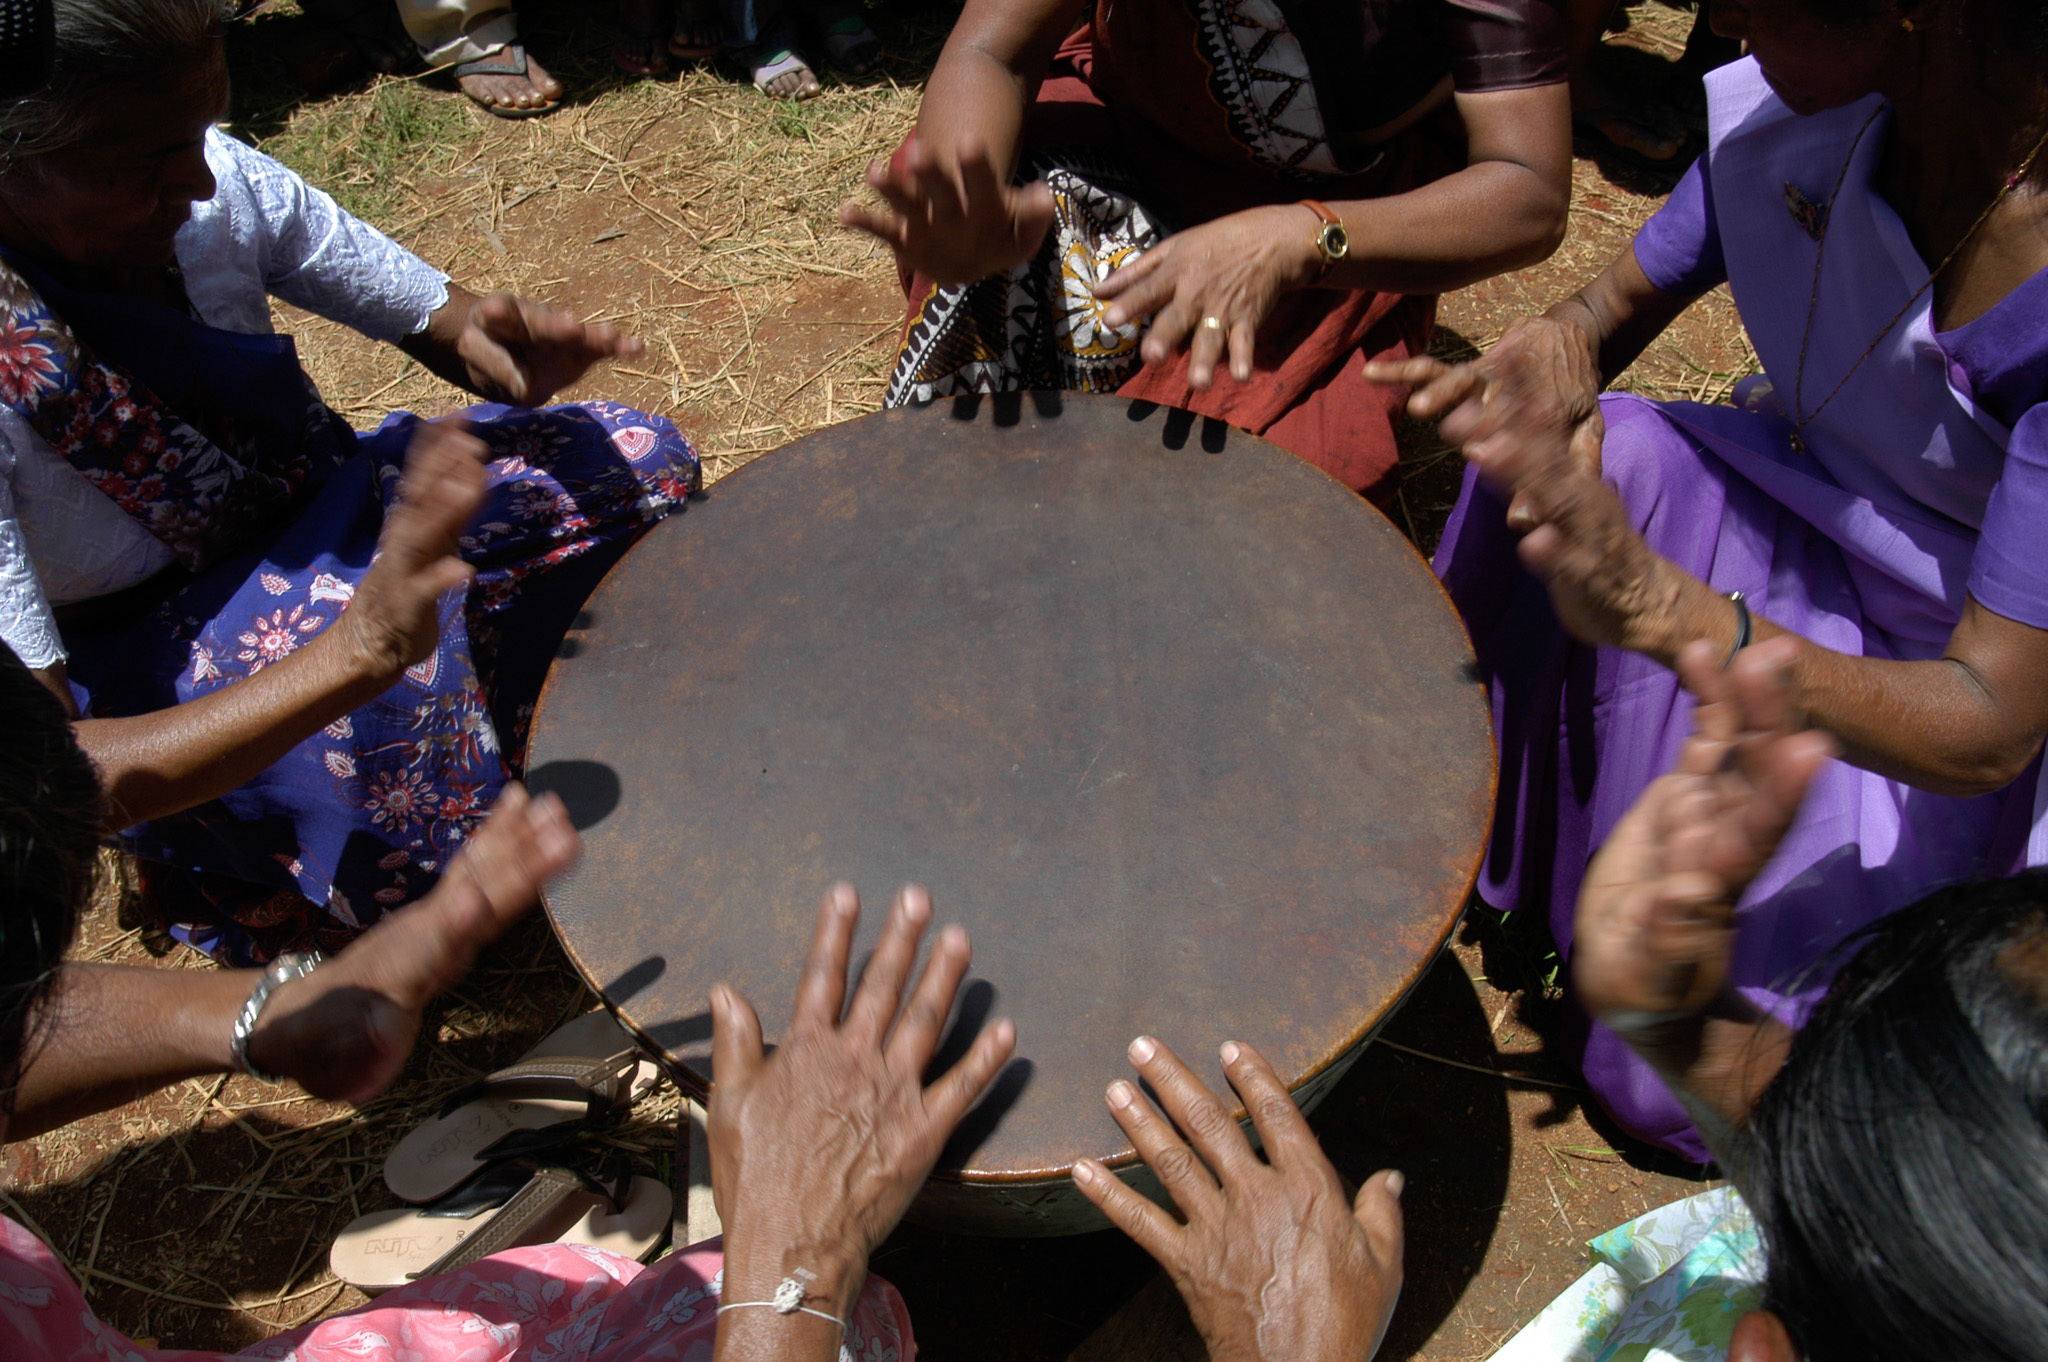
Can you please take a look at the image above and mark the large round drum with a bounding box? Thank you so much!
[529,392,1494,1236]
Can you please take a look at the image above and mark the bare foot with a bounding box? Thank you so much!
[454,43,564,116]
[615,0,671,75]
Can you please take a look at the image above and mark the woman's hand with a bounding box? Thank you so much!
[839,135,1057,287]
[708,883,1017,1330]
[1072,1036,1404,1362]
[1094,204,1324,390]
[248,783,581,1104]
[1365,312,1607,497]
[1574,638,1834,1028]
[452,292,644,407]
[336,419,485,680]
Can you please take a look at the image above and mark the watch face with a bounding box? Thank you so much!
[1320,223,1350,261]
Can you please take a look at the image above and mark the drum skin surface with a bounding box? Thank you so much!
[529,392,1496,1235]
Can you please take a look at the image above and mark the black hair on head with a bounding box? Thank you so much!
[0,645,97,1114]
[1743,871,2048,1362]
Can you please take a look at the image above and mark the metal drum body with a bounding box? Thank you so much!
[530,393,1495,1236]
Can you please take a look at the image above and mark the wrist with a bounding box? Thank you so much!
[720,1228,867,1321]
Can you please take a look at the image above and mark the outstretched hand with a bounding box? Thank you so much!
[248,783,581,1105]
[839,135,1056,286]
[708,884,1017,1330]
[456,292,644,407]
[339,419,485,679]
[1574,637,1835,1029]
[1073,1036,1404,1362]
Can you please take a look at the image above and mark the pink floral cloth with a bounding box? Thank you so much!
[0,1218,912,1362]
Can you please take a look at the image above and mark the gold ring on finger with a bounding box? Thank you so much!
[1199,316,1225,333]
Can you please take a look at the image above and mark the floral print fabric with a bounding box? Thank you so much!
[62,400,699,966]
[0,1216,913,1362]
[1488,1187,1766,1362]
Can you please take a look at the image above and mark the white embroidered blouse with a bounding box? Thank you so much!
[0,127,450,669]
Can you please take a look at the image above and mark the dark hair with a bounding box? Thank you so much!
[1743,872,2048,1362]
[0,645,97,1114]
[0,0,223,167]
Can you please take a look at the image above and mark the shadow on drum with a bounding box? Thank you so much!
[871,948,1512,1362]
[525,759,622,830]
[943,390,1068,427]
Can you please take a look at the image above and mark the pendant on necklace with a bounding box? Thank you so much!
[1789,429,1808,457]
[1783,182,1827,241]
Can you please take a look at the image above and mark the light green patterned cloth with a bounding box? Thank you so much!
[1489,1187,1766,1362]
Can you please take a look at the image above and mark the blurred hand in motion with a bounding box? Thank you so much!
[707,883,1018,1336]
[340,419,486,679]
[249,783,581,1105]
[455,292,645,407]
[1368,318,1691,656]
[1574,636,1834,1030]
[1093,204,1322,391]
[1364,313,1606,520]
[839,134,1056,286]
[1073,1035,1404,1362]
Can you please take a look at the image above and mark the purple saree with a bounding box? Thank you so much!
[1435,59,2048,1160]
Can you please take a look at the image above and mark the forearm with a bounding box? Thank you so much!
[1607,992,1793,1150]
[1318,159,1568,296]
[712,1225,868,1362]
[913,0,1082,173]
[72,625,398,828]
[1543,247,1697,385]
[398,281,485,396]
[5,963,249,1142]
[1629,578,2044,795]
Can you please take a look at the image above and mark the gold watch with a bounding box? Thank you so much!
[1301,198,1349,278]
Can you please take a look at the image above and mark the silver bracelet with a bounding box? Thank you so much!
[229,950,323,1083]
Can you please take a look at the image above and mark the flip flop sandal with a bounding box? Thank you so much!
[382,1011,661,1203]
[819,14,882,76]
[451,43,561,119]
[332,1155,672,1293]
[669,0,724,59]
[749,46,821,101]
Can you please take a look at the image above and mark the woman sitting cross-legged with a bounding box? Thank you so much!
[1368,0,2048,1159]
[0,643,1018,1362]
[840,0,1573,505]
[0,0,703,965]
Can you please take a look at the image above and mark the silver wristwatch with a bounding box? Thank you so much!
[229,950,324,1083]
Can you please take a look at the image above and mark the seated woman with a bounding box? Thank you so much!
[839,0,1573,503]
[0,0,702,965]
[1368,0,2048,1156]
[0,643,1017,1362]
[1076,641,2048,1361]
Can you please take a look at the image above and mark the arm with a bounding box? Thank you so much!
[1571,639,1833,1142]
[835,0,1079,288]
[397,282,643,409]
[1090,82,1577,388]
[52,421,484,830]
[4,784,577,1142]
[708,885,1015,1362]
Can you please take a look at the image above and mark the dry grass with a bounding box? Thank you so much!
[13,0,1754,1353]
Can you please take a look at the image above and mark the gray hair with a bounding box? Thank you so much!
[0,0,225,168]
